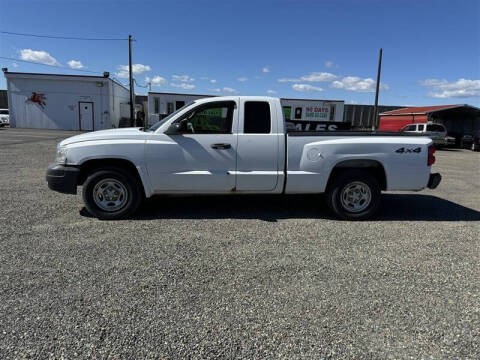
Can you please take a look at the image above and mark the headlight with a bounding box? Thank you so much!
[55,146,68,164]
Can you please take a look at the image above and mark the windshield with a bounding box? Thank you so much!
[147,101,195,132]
[0,110,8,115]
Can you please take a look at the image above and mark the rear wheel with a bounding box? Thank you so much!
[82,167,143,220]
[326,170,381,220]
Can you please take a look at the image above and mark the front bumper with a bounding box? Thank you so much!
[46,163,80,194]
[427,173,442,189]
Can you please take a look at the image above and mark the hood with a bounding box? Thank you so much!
[60,128,147,146]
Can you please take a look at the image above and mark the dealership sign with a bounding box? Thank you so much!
[287,120,350,131]
[284,104,349,131]
[305,105,330,120]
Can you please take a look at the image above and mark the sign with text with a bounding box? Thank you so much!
[286,120,350,132]
[304,105,330,120]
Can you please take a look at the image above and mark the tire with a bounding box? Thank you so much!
[326,170,381,221]
[82,167,143,220]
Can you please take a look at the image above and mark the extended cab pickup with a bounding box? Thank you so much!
[47,96,441,220]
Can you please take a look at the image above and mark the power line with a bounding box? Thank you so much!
[112,77,130,87]
[0,56,104,74]
[133,78,148,88]
[0,31,128,41]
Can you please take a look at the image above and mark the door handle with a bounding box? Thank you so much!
[211,143,231,150]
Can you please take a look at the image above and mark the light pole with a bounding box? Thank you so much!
[372,48,383,130]
[128,34,134,126]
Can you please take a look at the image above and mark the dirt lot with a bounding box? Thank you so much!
[0,128,479,359]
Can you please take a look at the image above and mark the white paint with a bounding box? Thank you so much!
[58,96,434,198]
[4,72,129,130]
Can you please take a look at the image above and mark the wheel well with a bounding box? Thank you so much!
[77,158,144,190]
[326,159,387,191]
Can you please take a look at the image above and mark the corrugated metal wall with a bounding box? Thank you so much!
[344,104,404,129]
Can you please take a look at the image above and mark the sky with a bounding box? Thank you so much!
[0,0,479,106]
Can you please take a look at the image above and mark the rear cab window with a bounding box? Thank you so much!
[427,124,445,132]
[244,101,271,134]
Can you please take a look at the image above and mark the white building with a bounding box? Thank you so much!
[147,91,345,130]
[4,71,130,131]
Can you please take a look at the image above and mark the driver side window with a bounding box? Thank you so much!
[180,101,235,134]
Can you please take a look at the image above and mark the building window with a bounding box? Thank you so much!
[154,97,160,114]
[294,107,302,119]
[283,106,291,121]
[329,104,336,121]
[244,101,271,134]
[167,102,174,115]
[175,101,185,110]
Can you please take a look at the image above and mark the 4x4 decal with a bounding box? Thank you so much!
[395,147,421,154]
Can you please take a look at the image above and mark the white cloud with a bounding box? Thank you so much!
[146,75,167,86]
[210,79,217,83]
[349,100,359,104]
[263,66,270,73]
[330,76,389,92]
[420,78,480,98]
[237,77,248,82]
[325,60,335,68]
[12,62,19,68]
[171,82,195,90]
[266,89,277,94]
[67,60,84,69]
[116,64,151,78]
[278,72,337,83]
[172,74,194,82]
[20,49,59,66]
[292,84,323,92]
[211,87,237,94]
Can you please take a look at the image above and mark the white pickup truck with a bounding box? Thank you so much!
[47,96,441,220]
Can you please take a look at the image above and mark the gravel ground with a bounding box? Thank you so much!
[0,128,479,359]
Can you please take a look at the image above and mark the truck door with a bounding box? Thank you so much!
[235,99,280,191]
[146,100,238,192]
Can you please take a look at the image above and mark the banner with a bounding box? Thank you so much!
[286,120,350,132]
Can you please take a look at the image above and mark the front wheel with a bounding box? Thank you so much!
[326,170,381,220]
[82,167,143,220]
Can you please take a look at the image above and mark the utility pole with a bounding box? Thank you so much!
[372,48,383,131]
[128,34,134,126]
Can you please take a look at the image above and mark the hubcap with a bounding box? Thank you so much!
[340,181,372,213]
[93,178,128,212]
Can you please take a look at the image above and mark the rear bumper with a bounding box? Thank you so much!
[46,164,80,194]
[433,138,446,146]
[427,173,442,189]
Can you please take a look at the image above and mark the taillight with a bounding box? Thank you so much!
[428,145,436,166]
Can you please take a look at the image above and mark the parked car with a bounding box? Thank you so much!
[400,122,447,147]
[445,135,456,147]
[461,131,480,151]
[0,109,9,127]
[46,96,441,221]
[473,131,480,151]
[460,134,474,149]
